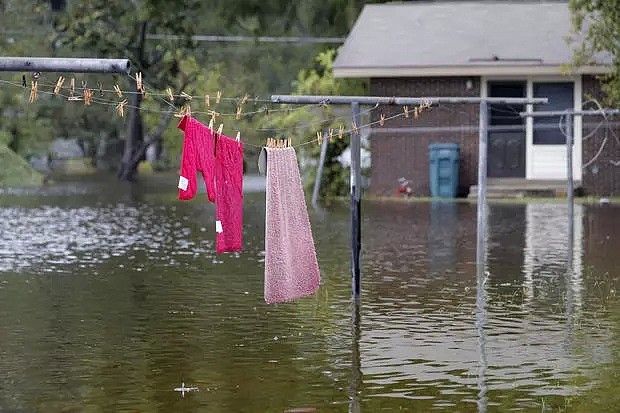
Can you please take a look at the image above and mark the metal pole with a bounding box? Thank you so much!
[311,131,330,206]
[0,57,131,74]
[565,113,575,354]
[566,112,574,263]
[272,95,547,106]
[476,101,488,265]
[351,102,362,299]
[520,109,620,117]
[475,101,489,413]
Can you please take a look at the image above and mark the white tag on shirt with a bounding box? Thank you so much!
[178,176,189,191]
[216,220,223,233]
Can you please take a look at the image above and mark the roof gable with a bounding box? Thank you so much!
[333,1,610,77]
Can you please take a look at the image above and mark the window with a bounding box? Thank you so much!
[50,0,67,12]
[489,82,526,131]
[533,82,574,145]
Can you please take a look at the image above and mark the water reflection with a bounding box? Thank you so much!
[428,201,459,274]
[522,203,584,309]
[0,178,618,412]
[476,257,488,413]
[349,301,362,413]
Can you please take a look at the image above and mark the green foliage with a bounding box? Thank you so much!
[570,0,620,106]
[260,49,368,199]
[0,143,44,187]
[0,0,391,182]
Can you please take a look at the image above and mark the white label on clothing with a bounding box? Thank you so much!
[216,220,223,233]
[178,176,189,191]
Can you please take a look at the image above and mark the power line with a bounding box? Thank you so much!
[0,30,345,45]
[146,34,346,44]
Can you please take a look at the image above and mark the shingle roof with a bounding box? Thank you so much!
[333,1,611,77]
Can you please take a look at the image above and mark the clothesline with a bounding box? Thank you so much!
[0,75,433,149]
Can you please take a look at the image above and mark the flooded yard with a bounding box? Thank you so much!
[0,174,618,412]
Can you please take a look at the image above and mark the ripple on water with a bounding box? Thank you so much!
[0,205,218,273]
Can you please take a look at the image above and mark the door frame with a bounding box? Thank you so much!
[481,75,582,181]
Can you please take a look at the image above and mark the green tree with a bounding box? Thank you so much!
[259,49,367,199]
[570,0,620,105]
[52,0,204,181]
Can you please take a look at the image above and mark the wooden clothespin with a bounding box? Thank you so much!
[180,91,192,101]
[316,131,323,145]
[328,129,334,142]
[54,76,65,95]
[414,106,420,119]
[175,104,191,118]
[352,121,359,135]
[339,124,344,140]
[136,72,145,95]
[205,94,210,107]
[287,138,291,147]
[236,131,241,146]
[216,90,222,104]
[217,123,223,135]
[116,99,128,117]
[28,80,38,103]
[379,113,385,126]
[241,94,249,105]
[166,87,174,103]
[84,89,94,106]
[403,106,409,118]
[113,84,123,98]
[236,105,242,120]
[208,117,214,130]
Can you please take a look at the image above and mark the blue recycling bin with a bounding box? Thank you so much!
[429,143,460,197]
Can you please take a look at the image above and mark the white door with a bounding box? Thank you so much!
[527,79,582,181]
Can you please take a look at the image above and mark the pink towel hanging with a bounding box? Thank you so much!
[264,147,320,304]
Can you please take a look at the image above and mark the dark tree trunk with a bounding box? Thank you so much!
[117,20,147,182]
[117,87,143,181]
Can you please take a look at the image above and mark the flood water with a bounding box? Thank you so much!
[0,174,618,412]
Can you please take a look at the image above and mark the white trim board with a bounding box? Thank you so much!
[334,65,609,78]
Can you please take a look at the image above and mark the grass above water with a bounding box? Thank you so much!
[0,144,44,188]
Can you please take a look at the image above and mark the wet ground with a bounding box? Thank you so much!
[0,173,618,412]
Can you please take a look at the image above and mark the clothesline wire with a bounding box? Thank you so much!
[123,74,432,147]
[0,77,388,149]
[437,99,620,169]
[0,76,378,135]
[4,74,617,160]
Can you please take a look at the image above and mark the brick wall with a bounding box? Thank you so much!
[369,77,480,197]
[581,75,620,196]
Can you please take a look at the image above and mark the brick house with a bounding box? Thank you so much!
[333,1,618,197]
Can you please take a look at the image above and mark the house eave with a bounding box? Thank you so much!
[333,65,611,78]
